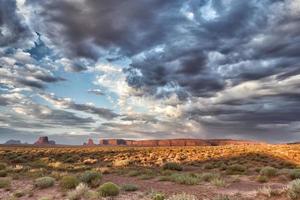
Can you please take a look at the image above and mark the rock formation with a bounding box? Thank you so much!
[98,138,264,147]
[84,138,95,146]
[34,136,56,145]
[4,140,22,145]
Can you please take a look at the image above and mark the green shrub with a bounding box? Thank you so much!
[163,162,183,171]
[0,178,11,188]
[226,164,246,175]
[34,177,55,189]
[60,175,79,190]
[80,171,102,187]
[170,173,199,185]
[97,182,120,197]
[290,169,300,180]
[0,170,7,177]
[122,184,139,192]
[288,179,300,199]
[0,163,6,170]
[158,176,172,182]
[257,175,268,183]
[260,167,277,177]
[168,193,197,200]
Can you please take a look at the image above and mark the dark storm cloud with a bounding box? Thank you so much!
[0,0,32,47]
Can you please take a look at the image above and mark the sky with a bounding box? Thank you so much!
[0,0,300,144]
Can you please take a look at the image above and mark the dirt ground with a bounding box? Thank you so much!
[0,173,289,200]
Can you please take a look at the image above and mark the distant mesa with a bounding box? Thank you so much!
[83,138,96,146]
[98,138,264,147]
[34,136,56,145]
[4,139,22,145]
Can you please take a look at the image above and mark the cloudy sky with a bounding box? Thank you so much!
[0,0,300,144]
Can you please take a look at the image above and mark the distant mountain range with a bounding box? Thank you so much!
[1,137,285,147]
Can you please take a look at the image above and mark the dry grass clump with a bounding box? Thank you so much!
[287,179,300,199]
[170,173,200,185]
[67,183,89,200]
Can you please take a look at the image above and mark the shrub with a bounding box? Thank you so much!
[0,178,11,188]
[226,164,246,175]
[60,175,80,190]
[97,182,120,197]
[167,193,197,200]
[200,173,217,182]
[80,171,102,187]
[260,167,277,177]
[287,179,300,199]
[67,183,89,200]
[163,162,183,171]
[158,176,172,182]
[0,163,6,170]
[122,184,139,192]
[34,177,55,189]
[170,174,199,185]
[257,175,268,183]
[0,170,7,177]
[290,169,300,180]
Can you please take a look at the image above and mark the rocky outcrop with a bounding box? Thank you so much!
[84,139,95,146]
[34,136,56,145]
[98,138,263,147]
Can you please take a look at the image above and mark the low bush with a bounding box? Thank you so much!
[260,166,277,177]
[34,177,55,189]
[170,173,199,185]
[226,164,246,175]
[0,163,6,170]
[97,182,120,197]
[290,169,300,180]
[257,175,268,183]
[127,170,141,177]
[163,162,183,171]
[0,178,11,188]
[122,184,139,192]
[80,171,102,187]
[287,179,300,199]
[0,170,7,177]
[60,175,80,190]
